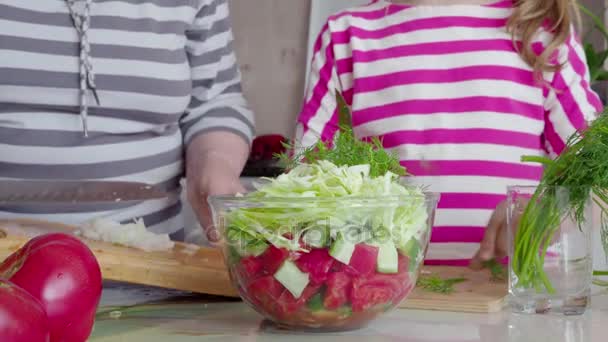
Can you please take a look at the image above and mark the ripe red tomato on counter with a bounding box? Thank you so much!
[250,134,288,161]
[0,233,102,342]
[0,278,50,342]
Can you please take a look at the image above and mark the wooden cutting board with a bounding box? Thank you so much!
[0,219,507,312]
[0,219,239,298]
[399,266,508,313]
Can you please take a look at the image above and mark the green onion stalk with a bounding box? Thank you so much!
[511,109,608,294]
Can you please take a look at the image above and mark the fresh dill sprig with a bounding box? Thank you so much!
[482,259,506,282]
[276,92,407,178]
[416,275,467,294]
[513,109,608,293]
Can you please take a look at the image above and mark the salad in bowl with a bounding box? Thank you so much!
[210,125,439,331]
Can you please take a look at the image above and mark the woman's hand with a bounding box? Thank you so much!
[186,132,249,243]
[470,200,508,269]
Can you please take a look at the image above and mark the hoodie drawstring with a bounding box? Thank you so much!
[66,0,100,137]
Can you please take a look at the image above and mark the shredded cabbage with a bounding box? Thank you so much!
[75,218,175,252]
[225,161,429,254]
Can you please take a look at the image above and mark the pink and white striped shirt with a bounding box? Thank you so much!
[296,0,603,264]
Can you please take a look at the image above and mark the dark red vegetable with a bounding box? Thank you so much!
[323,272,351,310]
[343,244,379,276]
[295,248,334,284]
[238,256,264,283]
[276,283,322,315]
[259,245,289,274]
[240,244,416,326]
[247,276,286,316]
[250,134,288,161]
[392,277,415,305]
[351,274,403,312]
[247,275,323,318]
[0,233,102,342]
[0,278,50,342]
[398,253,410,274]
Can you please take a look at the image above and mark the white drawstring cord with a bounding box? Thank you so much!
[66,0,100,137]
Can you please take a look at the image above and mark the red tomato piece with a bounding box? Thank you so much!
[344,244,379,277]
[350,273,407,312]
[247,276,322,319]
[276,283,322,316]
[398,253,410,274]
[323,272,351,310]
[239,256,264,281]
[260,245,290,274]
[295,248,334,284]
[392,277,415,305]
[246,276,286,316]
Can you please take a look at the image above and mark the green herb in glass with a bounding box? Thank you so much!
[512,109,608,294]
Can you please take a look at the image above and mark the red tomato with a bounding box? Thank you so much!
[0,233,102,342]
[247,276,323,319]
[295,248,334,284]
[238,256,264,283]
[259,246,290,274]
[398,253,410,274]
[323,272,351,310]
[351,274,405,312]
[392,278,415,305]
[246,276,285,316]
[343,244,378,277]
[250,134,287,161]
[0,278,50,342]
[276,283,322,315]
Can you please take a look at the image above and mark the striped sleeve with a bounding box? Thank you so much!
[542,33,604,156]
[296,22,342,149]
[180,0,255,145]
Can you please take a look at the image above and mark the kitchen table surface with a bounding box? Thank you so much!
[92,281,608,342]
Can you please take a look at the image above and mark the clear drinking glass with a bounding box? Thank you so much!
[507,186,593,315]
[592,197,608,285]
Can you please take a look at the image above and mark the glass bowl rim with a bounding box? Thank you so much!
[209,192,441,205]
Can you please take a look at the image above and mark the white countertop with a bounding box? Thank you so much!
[92,282,608,342]
[138,179,608,341]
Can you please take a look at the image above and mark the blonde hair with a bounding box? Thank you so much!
[508,0,581,76]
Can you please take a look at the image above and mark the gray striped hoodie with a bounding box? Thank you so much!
[0,0,255,235]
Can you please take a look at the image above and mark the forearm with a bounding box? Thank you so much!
[185,131,250,179]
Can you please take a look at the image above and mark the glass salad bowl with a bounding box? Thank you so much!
[209,193,440,331]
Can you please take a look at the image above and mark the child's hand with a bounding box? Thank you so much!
[470,200,508,269]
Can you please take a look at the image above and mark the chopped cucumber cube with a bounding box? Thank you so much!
[400,238,421,270]
[337,306,353,317]
[377,240,399,274]
[307,292,324,311]
[274,260,310,299]
[329,232,356,264]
